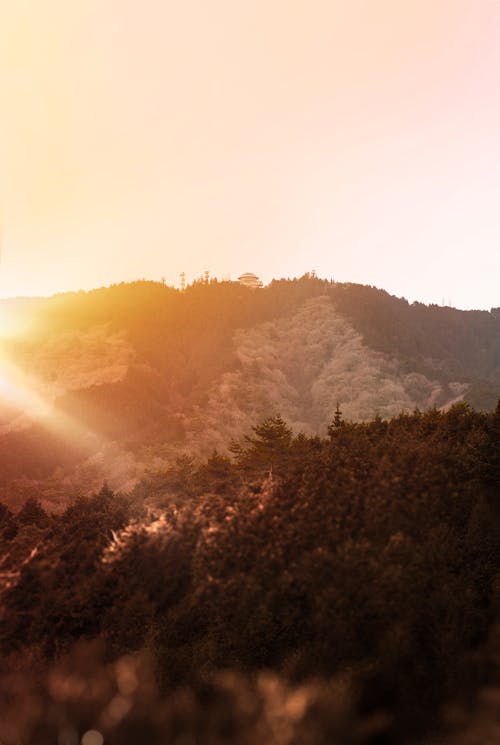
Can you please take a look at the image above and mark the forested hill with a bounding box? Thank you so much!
[1,275,500,502]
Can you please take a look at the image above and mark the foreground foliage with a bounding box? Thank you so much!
[1,405,500,743]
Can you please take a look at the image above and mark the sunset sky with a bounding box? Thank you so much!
[1,0,500,308]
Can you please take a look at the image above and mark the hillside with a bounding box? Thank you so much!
[1,279,500,743]
[0,275,499,505]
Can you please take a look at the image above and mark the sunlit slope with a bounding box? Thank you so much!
[187,296,464,453]
[0,276,499,490]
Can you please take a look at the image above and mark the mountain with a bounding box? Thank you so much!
[1,275,499,506]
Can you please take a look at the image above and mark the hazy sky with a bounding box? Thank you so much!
[1,0,500,308]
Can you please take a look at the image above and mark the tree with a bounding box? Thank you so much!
[231,415,293,480]
[16,497,49,529]
[328,402,344,436]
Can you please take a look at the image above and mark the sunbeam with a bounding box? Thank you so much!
[0,348,105,451]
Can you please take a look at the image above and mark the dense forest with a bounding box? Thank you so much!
[1,405,500,744]
[2,275,500,509]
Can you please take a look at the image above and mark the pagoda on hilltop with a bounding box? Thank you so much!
[238,272,263,289]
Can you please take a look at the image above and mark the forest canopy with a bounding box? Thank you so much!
[1,404,499,743]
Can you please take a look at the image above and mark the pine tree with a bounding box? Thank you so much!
[232,415,293,479]
[327,402,344,437]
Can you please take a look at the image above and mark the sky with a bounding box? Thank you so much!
[1,0,500,309]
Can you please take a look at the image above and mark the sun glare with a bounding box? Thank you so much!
[0,303,107,449]
[0,349,105,451]
[0,309,55,423]
[0,307,31,340]
[0,354,52,420]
